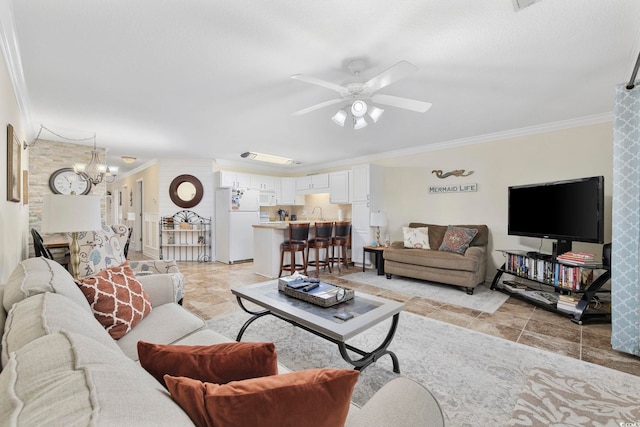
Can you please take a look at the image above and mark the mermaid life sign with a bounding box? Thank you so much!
[428,183,477,193]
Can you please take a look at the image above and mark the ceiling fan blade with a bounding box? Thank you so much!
[291,74,347,94]
[371,94,432,113]
[292,98,345,116]
[364,60,419,93]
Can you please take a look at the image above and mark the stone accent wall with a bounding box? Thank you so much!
[28,139,107,256]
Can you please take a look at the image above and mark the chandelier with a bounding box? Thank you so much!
[331,100,384,130]
[73,135,118,185]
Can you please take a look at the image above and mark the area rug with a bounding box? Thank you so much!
[206,311,640,427]
[341,270,509,313]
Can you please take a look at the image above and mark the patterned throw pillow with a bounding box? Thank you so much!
[438,226,478,254]
[76,261,152,339]
[403,227,430,249]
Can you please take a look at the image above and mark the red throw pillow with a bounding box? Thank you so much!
[137,341,279,388]
[165,369,359,427]
[76,261,152,339]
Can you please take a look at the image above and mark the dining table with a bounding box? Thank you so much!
[43,235,69,250]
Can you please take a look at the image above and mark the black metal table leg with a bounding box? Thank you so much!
[337,313,400,373]
[235,296,270,341]
[234,296,402,373]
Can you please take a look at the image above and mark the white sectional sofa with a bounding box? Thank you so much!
[0,257,443,426]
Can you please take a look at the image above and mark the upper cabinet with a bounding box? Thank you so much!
[279,177,304,205]
[216,170,251,188]
[215,169,350,205]
[251,174,277,192]
[296,174,329,193]
[329,170,350,204]
[351,164,370,202]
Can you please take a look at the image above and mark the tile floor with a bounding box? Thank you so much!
[142,253,640,378]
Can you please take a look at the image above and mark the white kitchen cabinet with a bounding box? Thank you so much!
[350,201,371,265]
[351,164,371,202]
[279,177,304,205]
[350,164,385,267]
[329,170,350,203]
[251,174,277,191]
[216,170,251,188]
[296,173,329,193]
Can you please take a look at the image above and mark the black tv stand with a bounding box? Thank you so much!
[525,251,553,261]
[491,249,611,324]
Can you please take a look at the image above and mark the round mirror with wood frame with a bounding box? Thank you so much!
[169,174,204,208]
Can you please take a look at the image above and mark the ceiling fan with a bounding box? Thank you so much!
[291,59,432,129]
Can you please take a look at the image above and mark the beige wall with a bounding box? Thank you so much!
[375,121,613,275]
[0,50,27,282]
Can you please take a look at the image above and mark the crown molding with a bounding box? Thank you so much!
[0,1,33,137]
[303,112,614,171]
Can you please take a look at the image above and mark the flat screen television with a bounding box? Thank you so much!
[508,176,605,254]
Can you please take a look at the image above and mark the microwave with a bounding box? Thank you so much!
[259,192,277,206]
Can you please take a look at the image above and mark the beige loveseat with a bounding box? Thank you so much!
[384,223,489,295]
[0,257,443,426]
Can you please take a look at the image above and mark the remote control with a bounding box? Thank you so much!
[302,283,319,292]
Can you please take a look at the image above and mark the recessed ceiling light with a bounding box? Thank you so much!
[121,156,137,164]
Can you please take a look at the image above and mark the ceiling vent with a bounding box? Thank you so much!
[512,0,542,11]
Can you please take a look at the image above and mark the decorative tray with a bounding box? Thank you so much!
[277,280,354,307]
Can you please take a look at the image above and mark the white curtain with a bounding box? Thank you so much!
[611,82,640,356]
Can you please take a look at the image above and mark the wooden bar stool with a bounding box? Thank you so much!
[278,222,310,277]
[308,221,334,277]
[331,221,351,273]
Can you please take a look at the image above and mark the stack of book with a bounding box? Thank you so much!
[556,251,597,266]
[556,294,581,314]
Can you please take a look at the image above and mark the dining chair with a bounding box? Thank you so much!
[31,228,70,269]
[308,221,334,277]
[279,222,310,277]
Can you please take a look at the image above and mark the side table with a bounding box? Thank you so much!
[363,245,386,275]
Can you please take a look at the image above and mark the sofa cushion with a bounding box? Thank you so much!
[2,257,90,314]
[403,226,430,249]
[165,368,359,427]
[116,302,206,360]
[384,247,481,272]
[1,292,121,367]
[0,331,194,426]
[138,341,278,388]
[408,223,488,248]
[438,226,478,254]
[76,261,152,340]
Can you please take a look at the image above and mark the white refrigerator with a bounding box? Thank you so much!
[215,188,260,263]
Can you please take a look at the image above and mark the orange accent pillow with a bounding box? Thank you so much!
[137,341,279,388]
[76,261,152,340]
[165,369,359,427]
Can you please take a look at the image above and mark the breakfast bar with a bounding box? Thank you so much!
[253,222,291,278]
[253,221,325,278]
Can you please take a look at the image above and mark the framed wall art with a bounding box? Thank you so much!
[23,170,29,204]
[6,124,21,203]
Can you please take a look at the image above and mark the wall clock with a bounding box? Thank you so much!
[48,168,92,195]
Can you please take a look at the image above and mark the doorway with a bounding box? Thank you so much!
[135,179,143,252]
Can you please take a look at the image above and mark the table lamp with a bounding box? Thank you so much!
[370,211,387,247]
[42,194,101,279]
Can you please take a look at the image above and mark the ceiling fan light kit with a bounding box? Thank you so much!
[332,109,348,126]
[291,59,431,130]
